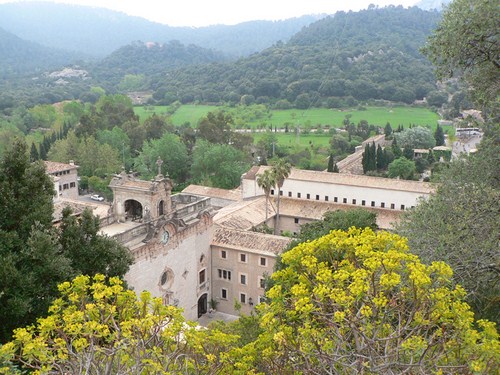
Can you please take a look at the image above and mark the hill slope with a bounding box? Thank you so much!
[0,2,320,57]
[147,6,442,106]
[0,26,81,77]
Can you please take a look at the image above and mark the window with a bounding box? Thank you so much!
[401,204,405,210]
[352,199,356,205]
[297,192,301,198]
[391,203,395,209]
[258,295,266,304]
[63,183,69,190]
[259,277,266,289]
[362,200,366,206]
[279,190,283,196]
[325,196,329,201]
[59,186,62,191]
[271,189,275,195]
[218,269,232,280]
[70,182,76,188]
[221,288,228,300]
[240,273,247,285]
[371,201,375,207]
[316,195,320,200]
[220,250,227,259]
[198,269,206,285]
[288,191,292,197]
[306,193,310,199]
[294,218,299,224]
[240,293,246,304]
[260,257,267,266]
[343,198,347,204]
[334,197,338,203]
[381,202,385,208]
[239,253,247,263]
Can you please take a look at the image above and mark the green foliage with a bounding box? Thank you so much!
[291,208,377,247]
[394,126,436,149]
[191,140,250,189]
[388,157,416,180]
[135,132,189,182]
[423,0,499,112]
[434,123,445,146]
[241,228,500,374]
[396,132,500,323]
[0,140,132,342]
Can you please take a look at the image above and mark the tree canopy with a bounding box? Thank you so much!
[423,0,499,112]
[396,132,500,323]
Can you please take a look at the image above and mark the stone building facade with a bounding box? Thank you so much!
[44,160,79,199]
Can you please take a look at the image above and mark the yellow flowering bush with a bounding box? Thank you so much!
[248,228,499,374]
[0,274,237,374]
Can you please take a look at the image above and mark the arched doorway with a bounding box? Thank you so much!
[197,293,208,318]
[125,199,143,221]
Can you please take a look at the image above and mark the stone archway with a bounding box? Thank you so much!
[197,293,208,318]
[125,199,143,221]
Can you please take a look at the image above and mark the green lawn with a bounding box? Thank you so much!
[134,104,445,131]
[252,131,333,150]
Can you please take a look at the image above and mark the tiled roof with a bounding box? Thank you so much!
[212,226,292,256]
[44,161,78,174]
[182,184,240,201]
[214,197,274,230]
[246,166,434,194]
[278,197,401,230]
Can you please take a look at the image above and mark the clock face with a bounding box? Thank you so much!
[161,230,170,244]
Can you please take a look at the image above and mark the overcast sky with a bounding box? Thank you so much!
[0,0,419,27]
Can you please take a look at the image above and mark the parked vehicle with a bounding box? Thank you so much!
[90,194,104,202]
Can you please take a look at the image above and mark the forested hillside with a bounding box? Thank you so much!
[92,41,228,90]
[0,27,81,77]
[0,2,319,57]
[149,6,442,107]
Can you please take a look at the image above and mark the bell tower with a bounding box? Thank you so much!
[109,158,173,223]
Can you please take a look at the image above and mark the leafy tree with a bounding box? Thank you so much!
[434,123,445,146]
[191,140,250,189]
[257,169,275,222]
[291,208,377,246]
[423,0,500,110]
[197,111,233,144]
[0,275,237,374]
[396,133,500,323]
[59,207,132,278]
[241,228,499,374]
[271,158,291,235]
[135,133,189,182]
[388,157,416,180]
[394,126,436,149]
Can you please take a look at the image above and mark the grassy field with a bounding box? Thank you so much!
[134,104,446,131]
[252,131,333,150]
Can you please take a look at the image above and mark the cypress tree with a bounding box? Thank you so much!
[392,137,403,158]
[30,143,39,162]
[384,122,393,137]
[362,144,370,173]
[376,144,385,170]
[327,154,335,172]
[403,146,414,160]
[434,124,445,146]
[39,142,47,160]
[369,142,377,171]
